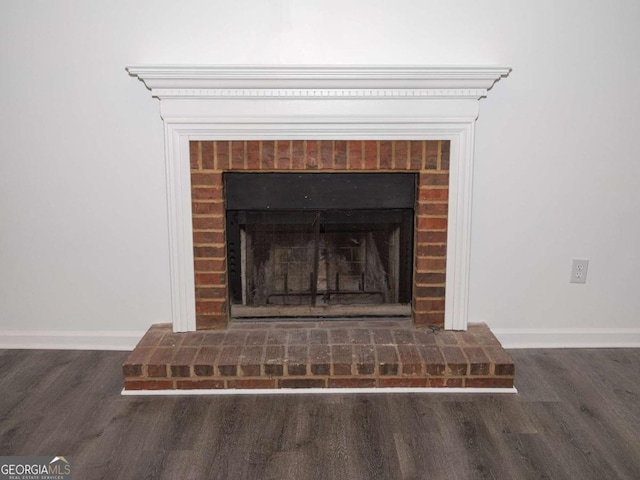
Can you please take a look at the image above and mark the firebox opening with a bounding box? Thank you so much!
[225,173,415,319]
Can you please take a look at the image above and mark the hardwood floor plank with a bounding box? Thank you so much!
[312,397,366,480]
[381,395,453,479]
[501,432,574,480]
[508,349,562,402]
[473,395,539,435]
[350,396,401,479]
[391,432,418,479]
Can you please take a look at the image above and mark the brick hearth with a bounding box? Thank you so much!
[122,322,514,391]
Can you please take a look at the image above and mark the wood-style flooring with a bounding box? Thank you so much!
[1,348,639,479]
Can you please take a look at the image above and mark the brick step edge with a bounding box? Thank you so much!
[124,375,514,390]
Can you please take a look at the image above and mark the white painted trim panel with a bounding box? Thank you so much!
[166,123,475,332]
[122,387,518,396]
[164,125,197,332]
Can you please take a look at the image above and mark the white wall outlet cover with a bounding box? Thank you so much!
[570,259,589,284]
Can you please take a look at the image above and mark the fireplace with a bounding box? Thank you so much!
[225,172,415,318]
[126,65,510,332]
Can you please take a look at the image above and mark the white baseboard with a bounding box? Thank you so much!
[0,330,146,351]
[492,328,640,349]
[121,387,518,396]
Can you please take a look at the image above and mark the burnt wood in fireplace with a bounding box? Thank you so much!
[225,173,415,318]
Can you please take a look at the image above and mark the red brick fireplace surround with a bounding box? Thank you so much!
[190,139,449,330]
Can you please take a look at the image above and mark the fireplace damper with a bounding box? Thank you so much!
[226,173,415,318]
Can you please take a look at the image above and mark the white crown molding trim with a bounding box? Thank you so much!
[126,65,511,95]
[0,330,146,351]
[146,88,490,100]
[122,386,518,396]
[493,328,640,349]
[126,65,511,333]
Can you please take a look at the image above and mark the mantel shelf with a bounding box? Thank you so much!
[126,65,511,100]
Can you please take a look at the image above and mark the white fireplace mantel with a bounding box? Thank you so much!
[126,65,510,332]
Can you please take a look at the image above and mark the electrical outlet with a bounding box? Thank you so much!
[570,259,589,284]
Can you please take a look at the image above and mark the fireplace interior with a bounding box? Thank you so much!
[226,173,415,318]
